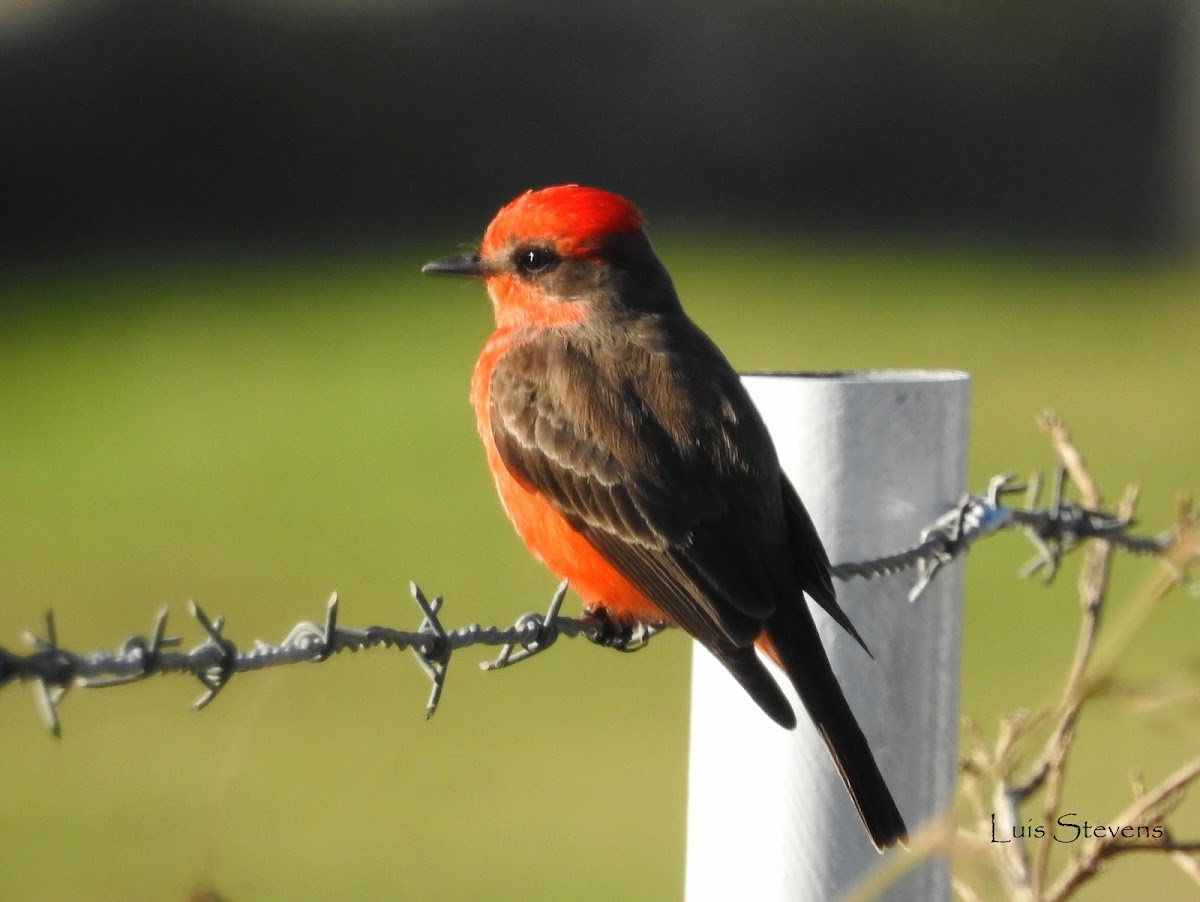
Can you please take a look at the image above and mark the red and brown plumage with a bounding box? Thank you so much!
[424,185,907,850]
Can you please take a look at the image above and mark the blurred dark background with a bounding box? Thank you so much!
[3,0,1198,261]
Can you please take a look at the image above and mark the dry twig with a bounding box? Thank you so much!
[960,413,1200,900]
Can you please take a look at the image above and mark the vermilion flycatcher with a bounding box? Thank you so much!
[423,185,907,850]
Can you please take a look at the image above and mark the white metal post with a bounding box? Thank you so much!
[685,370,969,902]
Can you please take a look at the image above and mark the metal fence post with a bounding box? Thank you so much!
[685,370,970,901]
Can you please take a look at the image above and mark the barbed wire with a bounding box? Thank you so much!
[0,468,1177,736]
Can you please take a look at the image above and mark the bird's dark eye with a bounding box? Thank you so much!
[513,247,559,276]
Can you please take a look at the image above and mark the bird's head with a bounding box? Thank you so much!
[423,185,678,329]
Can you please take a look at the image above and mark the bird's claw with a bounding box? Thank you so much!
[581,606,666,653]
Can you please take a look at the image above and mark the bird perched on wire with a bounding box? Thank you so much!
[423,185,907,850]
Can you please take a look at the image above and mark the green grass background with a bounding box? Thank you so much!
[1,236,1197,900]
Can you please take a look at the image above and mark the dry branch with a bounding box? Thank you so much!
[960,413,1200,901]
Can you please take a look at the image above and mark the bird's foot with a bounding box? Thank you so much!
[581,606,668,653]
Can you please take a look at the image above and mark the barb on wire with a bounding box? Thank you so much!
[0,469,1177,734]
[830,467,1170,601]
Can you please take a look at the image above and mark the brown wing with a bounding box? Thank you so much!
[780,477,871,655]
[488,325,780,650]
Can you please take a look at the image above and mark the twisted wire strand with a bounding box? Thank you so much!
[0,471,1175,733]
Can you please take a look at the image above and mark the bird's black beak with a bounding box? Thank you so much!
[421,254,488,278]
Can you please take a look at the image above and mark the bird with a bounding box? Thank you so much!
[422,184,907,850]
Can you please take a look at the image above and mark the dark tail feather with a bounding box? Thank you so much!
[766,601,908,851]
[717,645,798,730]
